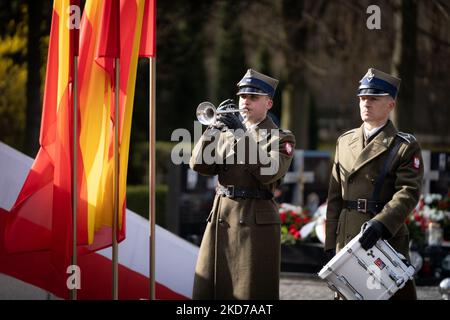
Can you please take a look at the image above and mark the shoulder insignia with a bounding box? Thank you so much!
[338,129,356,139]
[396,132,416,144]
[281,129,293,135]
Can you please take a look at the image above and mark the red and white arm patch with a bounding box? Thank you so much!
[281,142,293,156]
[412,156,420,169]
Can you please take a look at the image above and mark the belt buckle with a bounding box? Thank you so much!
[216,185,227,197]
[357,199,367,213]
[226,185,235,198]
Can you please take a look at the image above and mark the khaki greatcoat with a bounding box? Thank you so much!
[189,116,295,299]
[325,120,424,299]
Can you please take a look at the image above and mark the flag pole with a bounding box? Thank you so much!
[149,56,156,300]
[70,54,78,301]
[112,57,120,300]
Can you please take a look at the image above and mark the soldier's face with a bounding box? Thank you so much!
[239,94,273,125]
[359,95,395,126]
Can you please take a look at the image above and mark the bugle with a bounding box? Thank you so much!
[196,101,247,126]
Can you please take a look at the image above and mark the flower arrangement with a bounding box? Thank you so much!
[406,192,450,246]
[279,203,312,245]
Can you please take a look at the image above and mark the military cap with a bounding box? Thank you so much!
[357,68,401,99]
[237,69,279,99]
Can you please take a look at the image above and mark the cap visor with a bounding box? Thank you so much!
[237,92,268,96]
[237,87,269,96]
[357,88,391,97]
[357,92,390,97]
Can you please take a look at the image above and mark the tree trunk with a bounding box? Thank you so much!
[391,0,417,132]
[25,0,42,156]
[281,75,311,149]
[215,1,247,102]
[280,0,311,149]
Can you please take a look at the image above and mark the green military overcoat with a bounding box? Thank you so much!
[325,120,424,300]
[189,116,295,299]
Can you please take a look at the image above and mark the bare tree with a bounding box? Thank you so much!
[391,0,418,133]
[279,0,329,149]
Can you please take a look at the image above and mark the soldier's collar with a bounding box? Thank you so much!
[255,116,277,130]
[349,120,395,146]
[363,121,388,140]
[368,120,397,147]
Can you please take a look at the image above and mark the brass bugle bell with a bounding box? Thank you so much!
[196,101,248,126]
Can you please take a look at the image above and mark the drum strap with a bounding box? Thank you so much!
[371,137,403,203]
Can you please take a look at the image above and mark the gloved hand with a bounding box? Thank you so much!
[218,112,245,131]
[217,99,235,110]
[213,99,245,131]
[359,220,391,250]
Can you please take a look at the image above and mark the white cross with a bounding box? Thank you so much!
[421,150,440,195]
[283,150,315,206]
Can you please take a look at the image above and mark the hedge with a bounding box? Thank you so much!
[126,184,168,228]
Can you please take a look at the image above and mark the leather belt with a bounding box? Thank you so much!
[216,185,273,200]
[343,199,385,214]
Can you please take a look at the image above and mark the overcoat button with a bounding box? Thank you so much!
[239,220,244,225]
[218,218,223,223]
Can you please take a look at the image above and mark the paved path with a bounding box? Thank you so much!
[0,272,443,300]
[279,272,442,300]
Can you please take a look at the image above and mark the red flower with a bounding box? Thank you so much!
[279,203,316,244]
[289,227,298,236]
[420,219,429,231]
[438,200,449,210]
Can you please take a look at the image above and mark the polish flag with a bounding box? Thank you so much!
[0,141,197,299]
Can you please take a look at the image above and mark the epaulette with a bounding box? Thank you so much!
[396,132,416,144]
[338,129,356,139]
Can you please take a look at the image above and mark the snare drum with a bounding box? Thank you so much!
[318,231,415,300]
